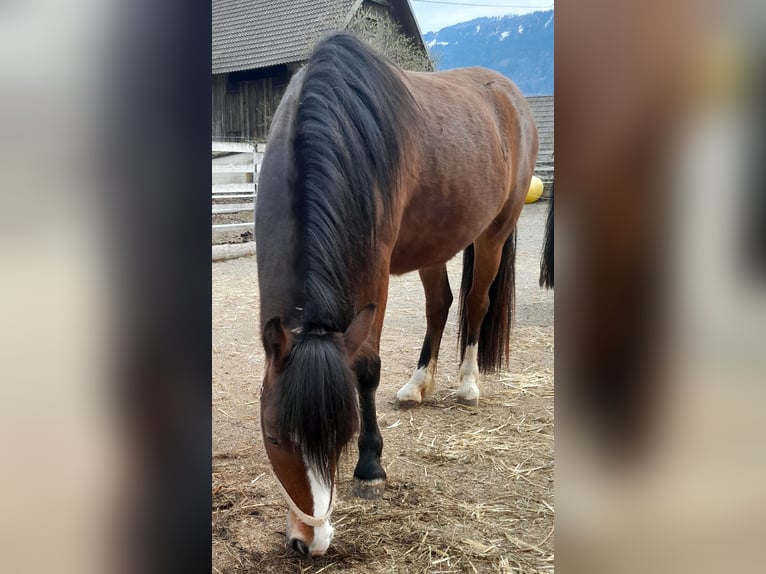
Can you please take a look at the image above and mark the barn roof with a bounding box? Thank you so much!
[213,0,426,75]
[527,95,554,164]
[212,0,351,74]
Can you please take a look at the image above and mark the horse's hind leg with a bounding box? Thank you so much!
[396,264,453,409]
[458,229,516,406]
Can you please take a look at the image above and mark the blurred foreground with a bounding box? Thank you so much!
[557,1,766,572]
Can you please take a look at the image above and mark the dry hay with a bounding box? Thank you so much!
[212,365,553,574]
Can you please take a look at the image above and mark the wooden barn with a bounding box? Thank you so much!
[527,95,554,196]
[212,0,426,141]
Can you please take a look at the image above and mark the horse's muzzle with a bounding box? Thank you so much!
[290,538,309,556]
[286,509,334,556]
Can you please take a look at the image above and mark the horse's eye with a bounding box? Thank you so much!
[266,434,279,446]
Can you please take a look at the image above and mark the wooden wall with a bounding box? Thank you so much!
[212,65,292,141]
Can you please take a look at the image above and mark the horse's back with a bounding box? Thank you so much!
[389,67,538,273]
[401,65,537,195]
[411,67,538,177]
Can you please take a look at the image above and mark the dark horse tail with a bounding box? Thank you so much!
[539,188,554,289]
[277,33,417,482]
[458,232,517,373]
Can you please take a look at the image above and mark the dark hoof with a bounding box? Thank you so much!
[353,478,385,499]
[395,399,421,410]
[457,396,479,407]
[289,538,309,556]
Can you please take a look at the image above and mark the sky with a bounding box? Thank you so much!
[409,0,554,34]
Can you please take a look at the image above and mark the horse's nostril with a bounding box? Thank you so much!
[290,538,309,556]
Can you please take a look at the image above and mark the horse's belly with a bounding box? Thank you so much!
[389,223,483,275]
[389,175,509,274]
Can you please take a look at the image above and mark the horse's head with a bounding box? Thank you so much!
[260,305,375,556]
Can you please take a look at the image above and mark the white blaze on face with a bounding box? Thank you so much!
[304,458,334,556]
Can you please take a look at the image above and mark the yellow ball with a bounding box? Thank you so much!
[525,176,544,204]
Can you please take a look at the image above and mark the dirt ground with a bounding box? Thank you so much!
[212,200,554,573]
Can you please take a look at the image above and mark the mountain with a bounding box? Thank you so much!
[423,11,554,96]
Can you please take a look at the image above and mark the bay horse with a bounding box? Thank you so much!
[255,33,538,556]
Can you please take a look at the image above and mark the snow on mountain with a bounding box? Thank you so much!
[422,10,554,96]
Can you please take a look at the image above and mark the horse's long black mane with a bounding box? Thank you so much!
[293,32,417,331]
[276,33,418,482]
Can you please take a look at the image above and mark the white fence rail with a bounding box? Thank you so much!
[211,141,266,233]
[212,141,265,261]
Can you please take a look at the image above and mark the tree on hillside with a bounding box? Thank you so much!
[311,4,434,72]
[343,7,435,72]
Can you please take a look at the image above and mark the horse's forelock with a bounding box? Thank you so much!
[275,334,359,485]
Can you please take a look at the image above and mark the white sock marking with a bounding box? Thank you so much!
[397,360,437,403]
[458,344,480,401]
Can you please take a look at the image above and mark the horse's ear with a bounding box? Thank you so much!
[263,317,293,368]
[343,304,377,359]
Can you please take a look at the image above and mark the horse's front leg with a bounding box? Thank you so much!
[352,352,386,499]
